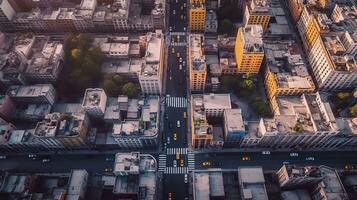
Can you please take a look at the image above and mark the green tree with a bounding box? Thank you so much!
[250,98,270,117]
[219,19,233,34]
[333,92,350,108]
[350,104,357,117]
[293,123,304,133]
[103,79,121,96]
[221,75,239,92]
[240,79,255,90]
[122,82,138,98]
[112,74,128,86]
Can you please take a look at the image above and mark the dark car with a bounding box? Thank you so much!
[165,113,169,120]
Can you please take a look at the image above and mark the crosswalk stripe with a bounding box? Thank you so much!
[166,97,188,108]
[166,148,188,155]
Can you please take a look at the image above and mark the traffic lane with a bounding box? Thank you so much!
[164,108,187,148]
[164,174,188,200]
[0,154,115,173]
[194,151,357,170]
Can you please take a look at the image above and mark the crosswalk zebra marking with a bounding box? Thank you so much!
[164,167,188,174]
[158,154,167,172]
[188,153,195,171]
[166,97,187,108]
[166,148,188,155]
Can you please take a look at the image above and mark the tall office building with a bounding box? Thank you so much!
[243,0,271,31]
[189,34,207,92]
[234,25,264,74]
[189,0,206,31]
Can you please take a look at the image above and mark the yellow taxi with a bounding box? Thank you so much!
[171,48,175,54]
[345,164,354,171]
[202,161,211,167]
[168,192,172,200]
[177,52,180,58]
[242,155,251,161]
[180,15,183,20]
[173,133,177,141]
[176,151,180,160]
[180,159,184,167]
[183,111,187,119]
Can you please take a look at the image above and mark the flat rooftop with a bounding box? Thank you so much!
[238,167,268,200]
[241,25,264,53]
[224,109,245,133]
[190,34,206,71]
[82,88,106,107]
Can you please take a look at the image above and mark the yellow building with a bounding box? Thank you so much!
[191,95,213,149]
[264,41,316,112]
[234,25,264,74]
[189,34,206,92]
[189,0,206,31]
[243,0,271,31]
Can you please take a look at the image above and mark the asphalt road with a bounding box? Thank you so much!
[1,150,356,173]
[195,150,357,171]
[162,0,190,199]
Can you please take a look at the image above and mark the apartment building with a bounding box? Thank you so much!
[238,167,269,200]
[234,25,264,74]
[22,36,64,83]
[7,84,56,105]
[33,112,90,150]
[1,0,166,33]
[112,96,159,149]
[189,0,206,31]
[189,34,206,92]
[82,88,107,117]
[138,31,164,95]
[296,3,357,91]
[191,94,231,149]
[223,109,246,145]
[113,152,157,199]
[243,0,271,31]
[277,165,349,200]
[264,40,315,111]
[308,33,357,91]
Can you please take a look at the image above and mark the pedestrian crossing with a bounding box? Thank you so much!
[188,152,195,171]
[158,154,167,172]
[166,148,188,155]
[166,97,187,108]
[170,32,186,36]
[171,42,187,47]
[164,167,188,174]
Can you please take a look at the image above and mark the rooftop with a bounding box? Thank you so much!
[203,93,232,110]
[247,0,271,16]
[7,84,53,98]
[224,109,245,133]
[238,167,269,200]
[141,31,163,77]
[264,40,315,90]
[190,34,206,71]
[82,88,106,107]
[322,34,357,72]
[240,25,264,53]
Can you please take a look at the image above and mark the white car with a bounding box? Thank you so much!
[179,64,182,70]
[184,174,188,183]
[177,120,181,128]
[179,57,183,63]
[173,160,177,167]
[173,10,176,15]
[169,26,172,32]
[0,155,6,159]
[167,137,171,144]
[262,151,270,155]
[42,158,51,163]
[183,27,186,31]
